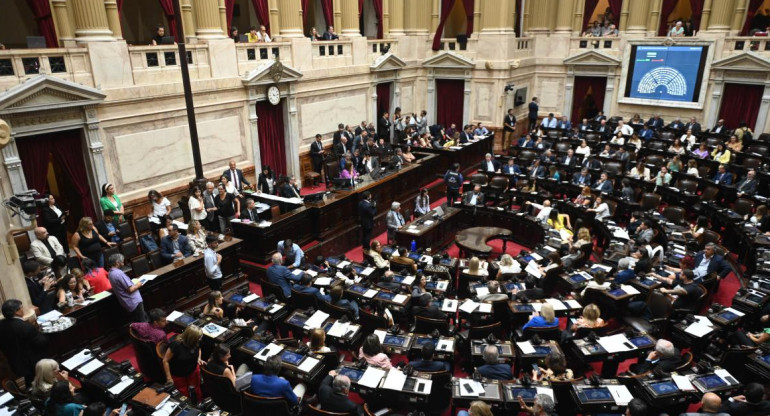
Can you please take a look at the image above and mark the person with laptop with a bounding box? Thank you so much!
[151,25,168,45]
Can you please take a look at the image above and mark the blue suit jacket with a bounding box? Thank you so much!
[614,269,636,284]
[410,359,451,372]
[693,252,731,279]
[267,264,300,297]
[160,235,192,263]
[292,284,331,303]
[713,172,733,185]
[477,363,512,380]
[594,180,614,193]
[502,164,521,175]
[250,374,298,405]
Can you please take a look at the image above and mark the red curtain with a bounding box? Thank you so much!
[582,0,599,32]
[251,0,271,35]
[372,0,383,38]
[462,0,473,36]
[321,0,334,29]
[117,0,124,13]
[719,83,764,131]
[570,76,607,125]
[741,0,764,35]
[432,0,456,50]
[17,130,96,218]
[435,79,464,128]
[302,0,310,25]
[26,0,58,48]
[157,0,179,41]
[515,0,522,36]
[658,0,679,36]
[689,0,703,32]
[226,0,236,29]
[607,0,622,24]
[256,100,288,177]
[376,83,391,118]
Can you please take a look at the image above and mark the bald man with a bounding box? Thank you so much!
[679,392,728,415]
[29,227,65,267]
[320,371,363,416]
[222,159,250,192]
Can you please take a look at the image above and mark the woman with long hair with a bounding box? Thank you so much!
[99,183,124,223]
[464,257,488,277]
[258,165,275,194]
[30,359,68,402]
[148,190,171,233]
[45,381,82,416]
[202,291,224,319]
[56,274,86,305]
[359,334,392,369]
[71,217,113,267]
[308,328,331,353]
[187,220,207,256]
[414,188,430,217]
[188,187,207,223]
[163,325,204,401]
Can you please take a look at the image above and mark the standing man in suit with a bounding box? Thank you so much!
[503,108,517,152]
[528,97,539,131]
[377,111,390,141]
[203,181,218,232]
[333,123,345,146]
[358,191,376,249]
[310,134,325,175]
[222,160,250,192]
[0,300,47,384]
[319,372,365,416]
[334,136,349,158]
[479,153,501,172]
[386,202,405,244]
[241,198,261,222]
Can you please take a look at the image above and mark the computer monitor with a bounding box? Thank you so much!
[434,206,445,217]
[532,346,551,355]
[230,294,245,303]
[327,257,341,267]
[415,337,438,348]
[281,350,304,366]
[160,36,175,45]
[250,299,272,310]
[349,285,368,294]
[759,354,770,366]
[383,335,406,346]
[90,368,121,389]
[376,291,396,301]
[608,288,627,297]
[511,387,537,399]
[716,310,740,321]
[26,36,46,49]
[287,315,307,327]
[242,340,266,354]
[649,380,679,396]
[339,367,364,382]
[408,252,421,261]
[176,314,197,326]
[578,387,613,402]
[745,293,764,304]
[513,304,535,312]
[303,192,326,203]
[381,246,395,257]
[694,374,727,390]
[569,274,588,283]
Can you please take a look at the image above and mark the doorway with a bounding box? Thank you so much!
[718,83,764,131]
[256,99,288,177]
[435,79,465,128]
[570,76,607,125]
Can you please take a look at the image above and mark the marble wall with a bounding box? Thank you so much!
[297,90,369,144]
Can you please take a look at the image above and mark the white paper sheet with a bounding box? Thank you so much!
[292,269,304,276]
[436,281,449,291]
[298,356,319,373]
[152,400,177,416]
[478,303,492,313]
[592,264,613,272]
[517,341,536,354]
[172,221,188,230]
[619,284,641,295]
[305,269,318,277]
[441,299,458,312]
[269,303,283,314]
[364,289,378,298]
[0,393,13,407]
[459,379,485,397]
[166,310,183,322]
[360,267,375,276]
[607,385,633,406]
[37,310,63,323]
[62,349,93,370]
[314,277,332,286]
[597,334,633,353]
[475,287,490,297]
[202,323,228,338]
[373,329,386,343]
[359,367,386,388]
[108,376,135,395]
[393,294,408,304]
[525,261,542,278]
[78,359,104,376]
[714,369,736,384]
[531,302,543,312]
[459,299,479,313]
[545,298,567,310]
[383,368,408,391]
[254,343,284,361]
[304,310,330,329]
[242,293,259,303]
[565,299,582,309]
[327,321,350,337]
[723,307,745,317]
[613,229,630,239]
[685,321,714,337]
[400,276,415,286]
[530,253,543,261]
[337,261,351,268]
[535,387,554,400]
[437,339,454,351]
[672,375,696,391]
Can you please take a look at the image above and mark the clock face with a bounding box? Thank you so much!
[267,86,280,105]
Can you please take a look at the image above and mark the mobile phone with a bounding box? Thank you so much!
[531,363,540,375]
[463,384,474,393]
[118,403,128,416]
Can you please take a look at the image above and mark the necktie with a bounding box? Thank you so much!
[232,169,239,189]
[250,210,255,221]
[292,186,300,198]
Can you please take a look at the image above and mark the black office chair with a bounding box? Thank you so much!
[120,240,140,260]
[521,326,561,342]
[241,392,291,416]
[359,309,389,332]
[134,217,152,237]
[130,255,152,277]
[413,316,453,336]
[148,250,163,270]
[290,288,319,310]
[201,365,242,413]
[118,222,133,240]
[261,279,288,303]
[319,300,355,320]
[128,327,165,382]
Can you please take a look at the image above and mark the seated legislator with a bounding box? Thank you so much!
[267,253,301,298]
[463,185,485,206]
[478,280,509,303]
[409,342,451,372]
[629,339,681,375]
[55,274,86,305]
[308,328,332,353]
[713,164,733,185]
[522,303,558,330]
[130,308,168,344]
[320,371,364,416]
[206,344,248,388]
[531,352,574,382]
[367,240,390,269]
[376,271,401,292]
[329,285,359,319]
[30,359,69,403]
[479,153,501,173]
[359,334,393,370]
[411,293,447,320]
[45,381,83,416]
[719,383,770,416]
[390,247,417,273]
[22,260,55,313]
[160,223,192,264]
[251,355,306,405]
[30,227,65,268]
[476,345,512,380]
[293,273,331,303]
[502,158,521,175]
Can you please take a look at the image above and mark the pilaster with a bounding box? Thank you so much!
[647,0,662,34]
[573,0,586,34]
[248,100,262,175]
[341,0,361,37]
[700,0,712,31]
[706,0,734,32]
[481,0,514,33]
[269,0,281,36]
[278,0,304,38]
[731,0,749,34]
[194,0,227,39]
[71,0,115,42]
[181,0,197,43]
[555,0,575,33]
[430,0,439,34]
[389,0,405,36]
[51,0,76,46]
[104,0,122,40]
[626,0,650,34]
[527,0,553,33]
[219,0,228,36]
[618,0,629,31]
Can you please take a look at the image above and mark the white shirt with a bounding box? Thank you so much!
[499,263,522,274]
[594,202,610,220]
[575,146,591,156]
[188,197,207,221]
[51,205,62,218]
[541,118,557,128]
[258,32,271,42]
[686,167,699,177]
[630,167,651,181]
[610,136,625,145]
[152,197,171,217]
[230,169,240,189]
[681,134,697,149]
[486,161,495,171]
[530,203,552,223]
[615,124,633,136]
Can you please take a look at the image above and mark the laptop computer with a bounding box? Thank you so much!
[26,36,46,49]
[160,36,175,45]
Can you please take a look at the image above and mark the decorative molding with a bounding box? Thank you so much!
[242,59,303,86]
[563,50,621,66]
[370,52,407,72]
[422,51,475,69]
[711,52,770,72]
[0,75,106,115]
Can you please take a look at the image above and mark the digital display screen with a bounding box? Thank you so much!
[392,275,405,283]
[759,354,770,366]
[745,293,764,304]
[439,258,452,265]
[230,294,244,303]
[511,388,537,399]
[384,335,406,346]
[504,282,519,291]
[349,285,368,294]
[696,375,727,389]
[579,387,612,402]
[629,336,653,348]
[650,381,679,395]
[177,314,196,325]
[514,304,535,312]
[609,289,627,297]
[416,337,438,347]
[533,346,551,355]
[382,247,395,256]
[640,278,657,287]
[522,255,535,263]
[287,315,307,327]
[339,367,364,382]
[91,368,120,388]
[376,291,396,300]
[242,340,266,353]
[569,274,587,283]
[408,252,421,261]
[251,299,272,309]
[327,257,341,266]
[625,45,708,103]
[281,350,304,366]
[353,266,364,274]
[426,282,438,290]
[717,310,739,321]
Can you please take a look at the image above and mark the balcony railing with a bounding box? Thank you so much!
[311,40,352,58]
[0,48,92,88]
[570,36,618,51]
[236,42,292,74]
[128,44,210,84]
[516,37,533,58]
[725,36,770,54]
[367,39,398,59]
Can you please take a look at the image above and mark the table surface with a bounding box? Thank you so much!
[455,226,513,254]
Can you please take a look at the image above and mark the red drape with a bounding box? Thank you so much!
[256,101,288,177]
[689,0,703,32]
[658,0,679,36]
[302,0,310,25]
[719,83,764,131]
[157,0,179,41]
[515,0,522,36]
[372,0,383,38]
[570,76,607,125]
[607,0,622,24]
[462,0,473,36]
[435,79,464,128]
[741,0,764,35]
[117,0,124,13]
[26,0,58,48]
[321,0,334,28]
[432,0,456,50]
[17,130,96,218]
[582,0,599,32]
[376,83,391,118]
[226,0,236,29]
[251,0,271,35]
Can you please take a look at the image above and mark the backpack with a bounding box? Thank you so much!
[139,234,158,253]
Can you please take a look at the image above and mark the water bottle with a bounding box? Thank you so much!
[65,291,74,307]
[410,240,417,252]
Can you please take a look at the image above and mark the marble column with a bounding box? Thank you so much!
[382,0,390,37]
[430,0,439,34]
[647,0,662,34]
[404,0,419,34]
[555,0,575,33]
[625,0,650,34]
[83,108,109,206]
[618,0,629,31]
[278,0,304,38]
[51,0,75,45]
[731,0,749,34]
[269,0,281,37]
[341,0,361,37]
[707,0,734,32]
[700,0,712,32]
[389,0,404,36]
[104,0,122,39]
[523,0,531,33]
[333,0,343,36]
[603,75,615,115]
[72,0,114,42]
[181,0,197,42]
[194,0,227,39]
[573,0,586,34]
[481,0,514,33]
[527,0,553,33]
[248,100,262,175]
[219,0,228,36]
[416,0,432,34]
[473,0,481,35]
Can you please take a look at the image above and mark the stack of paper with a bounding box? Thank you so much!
[314,277,332,286]
[108,376,135,395]
[268,303,283,314]
[382,368,407,391]
[517,341,536,354]
[525,261,542,278]
[37,310,63,324]
[685,315,715,337]
[400,276,416,286]
[672,375,696,391]
[441,299,458,312]
[242,293,259,303]
[327,321,350,337]
[166,310,184,322]
[459,379,485,397]
[607,385,633,405]
[546,298,568,311]
[373,329,387,343]
[475,287,490,297]
[361,267,375,276]
[619,284,641,295]
[597,334,634,353]
[298,356,319,373]
[78,359,104,376]
[478,303,492,313]
[459,299,479,313]
[292,269,304,276]
[304,310,330,329]
[254,343,284,360]
[62,349,94,370]
[363,289,378,298]
[359,367,386,388]
[565,299,582,309]
[392,294,408,304]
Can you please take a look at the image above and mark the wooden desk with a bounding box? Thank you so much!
[50,239,244,360]
[395,207,461,250]
[455,226,513,257]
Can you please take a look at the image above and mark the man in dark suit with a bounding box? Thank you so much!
[409,343,451,372]
[160,224,192,264]
[411,293,447,320]
[668,117,685,130]
[582,155,602,170]
[95,210,121,244]
[358,191,376,249]
[556,115,571,130]
[22,260,54,313]
[712,119,727,135]
[631,339,681,374]
[280,176,302,199]
[517,134,534,148]
[595,119,610,135]
[463,185,485,206]
[332,123,345,146]
[241,198,261,222]
[691,243,731,281]
[377,111,391,141]
[0,299,47,384]
[222,160,251,191]
[593,172,614,193]
[561,149,578,168]
[376,271,401,292]
[592,111,606,123]
[528,97,539,131]
[479,153,501,172]
[572,168,592,185]
[355,121,367,136]
[310,134,325,174]
[459,125,473,144]
[685,117,702,133]
[320,372,365,416]
[712,165,733,185]
[528,159,546,179]
[477,345,513,380]
[267,252,300,298]
[577,118,590,135]
[292,273,330,303]
[334,136,349,158]
[322,26,339,40]
[639,124,654,140]
[502,159,521,175]
[719,383,770,416]
[737,169,758,196]
[647,114,665,129]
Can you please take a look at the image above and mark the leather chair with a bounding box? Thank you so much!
[662,206,686,224]
[148,250,163,270]
[413,316,453,336]
[573,324,608,339]
[698,230,721,246]
[241,392,291,416]
[415,369,452,414]
[699,186,720,203]
[134,217,152,237]
[647,141,666,151]
[742,157,762,168]
[130,255,152,277]
[261,279,288,303]
[2,378,27,399]
[359,309,388,332]
[120,240,140,260]
[746,144,769,156]
[659,131,674,141]
[467,321,502,340]
[319,300,355,320]
[488,176,510,200]
[644,155,664,167]
[103,246,120,262]
[127,332,165,383]
[325,161,340,183]
[290,288,319,310]
[697,165,711,179]
[118,222,133,240]
[640,193,661,211]
[733,198,754,217]
[306,404,350,416]
[603,161,623,177]
[521,326,561,342]
[470,173,488,187]
[551,377,583,416]
[675,351,694,372]
[718,346,756,382]
[201,365,242,413]
[705,137,723,147]
[517,150,537,165]
[555,142,571,153]
[458,272,483,298]
[677,179,698,194]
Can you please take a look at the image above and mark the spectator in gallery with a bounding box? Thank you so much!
[669,20,685,37]
[257,25,271,43]
[230,27,240,42]
[308,27,322,41]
